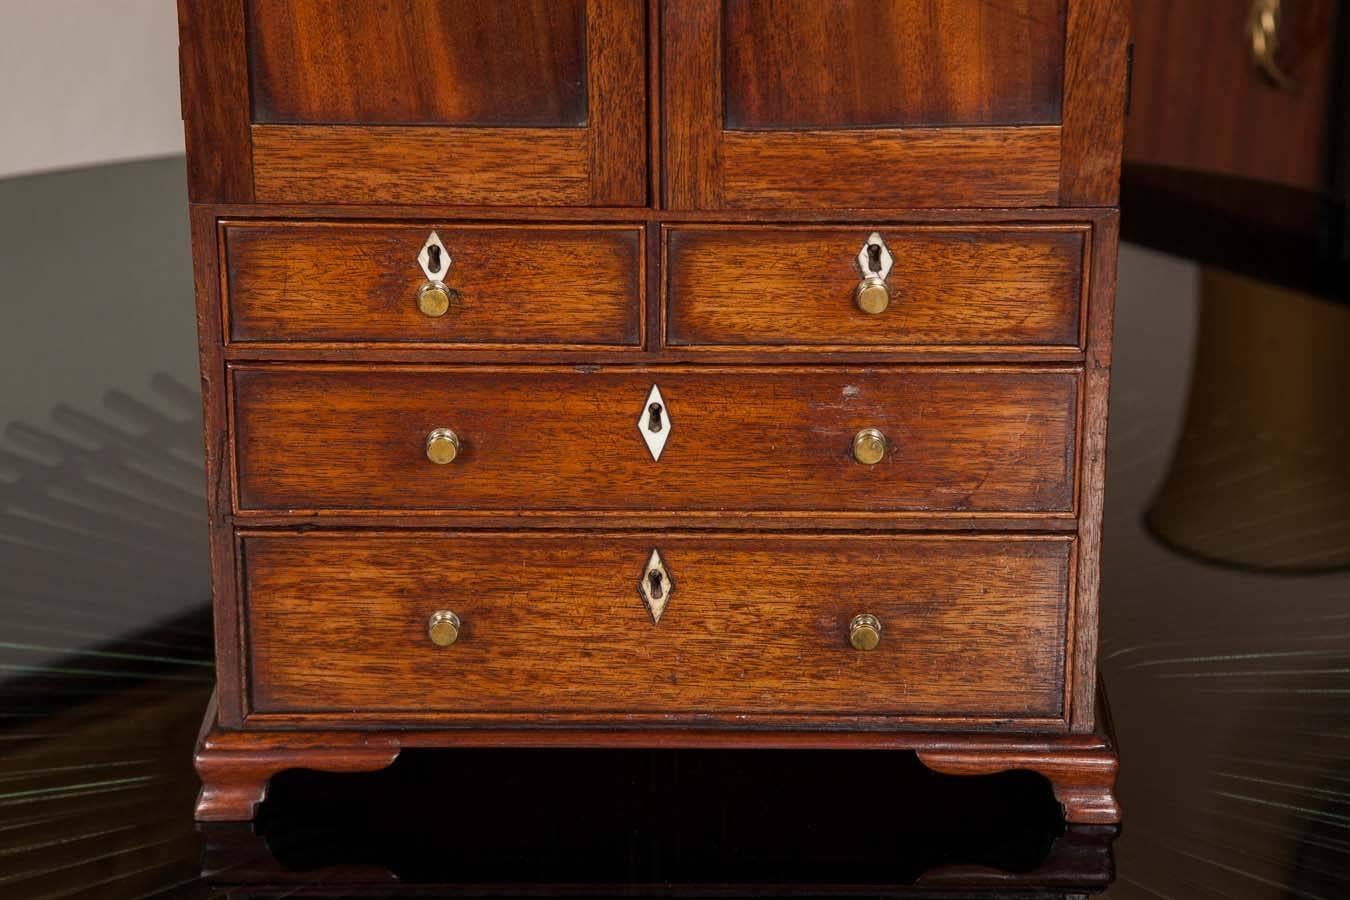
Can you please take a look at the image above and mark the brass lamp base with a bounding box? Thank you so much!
[1147,269,1350,571]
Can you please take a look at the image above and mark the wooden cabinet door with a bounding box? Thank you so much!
[179,0,645,205]
[662,0,1127,209]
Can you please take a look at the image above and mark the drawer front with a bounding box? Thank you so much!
[244,532,1070,722]
[665,226,1086,350]
[232,366,1079,515]
[224,223,643,347]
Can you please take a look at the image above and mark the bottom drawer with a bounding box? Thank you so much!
[242,532,1071,725]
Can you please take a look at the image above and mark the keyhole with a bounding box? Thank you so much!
[648,569,665,599]
[866,243,884,274]
[647,402,664,433]
[426,244,443,275]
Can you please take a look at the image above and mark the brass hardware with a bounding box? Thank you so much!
[417,282,453,318]
[1248,0,1295,90]
[416,232,456,317]
[638,549,674,623]
[849,614,882,651]
[425,428,462,465]
[852,428,889,465]
[427,610,462,647]
[856,278,891,315]
[855,232,894,314]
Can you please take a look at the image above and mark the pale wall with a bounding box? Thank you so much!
[0,0,184,178]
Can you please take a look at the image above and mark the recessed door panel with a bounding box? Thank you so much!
[180,0,645,205]
[722,0,1065,130]
[248,0,589,127]
[663,0,1127,209]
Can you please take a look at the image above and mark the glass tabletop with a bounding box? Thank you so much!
[1,158,1346,899]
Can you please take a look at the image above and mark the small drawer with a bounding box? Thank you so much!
[223,222,643,347]
[243,531,1071,724]
[664,225,1087,351]
[231,365,1079,516]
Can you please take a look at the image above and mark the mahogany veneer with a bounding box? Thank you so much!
[721,0,1068,130]
[179,0,1128,825]
[665,225,1088,349]
[231,366,1079,515]
[247,0,590,128]
[243,531,1071,722]
[225,222,643,346]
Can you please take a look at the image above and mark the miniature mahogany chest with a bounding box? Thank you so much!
[179,0,1127,823]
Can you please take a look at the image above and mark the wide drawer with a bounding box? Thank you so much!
[243,531,1071,723]
[223,222,643,347]
[231,366,1079,515]
[664,226,1087,350]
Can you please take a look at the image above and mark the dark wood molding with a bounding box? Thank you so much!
[195,683,1120,824]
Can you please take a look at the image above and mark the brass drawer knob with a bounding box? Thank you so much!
[852,428,889,465]
[856,277,891,315]
[849,614,882,651]
[417,282,453,318]
[855,232,894,315]
[427,610,462,647]
[425,428,462,464]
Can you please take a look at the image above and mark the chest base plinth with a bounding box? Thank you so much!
[193,681,1120,825]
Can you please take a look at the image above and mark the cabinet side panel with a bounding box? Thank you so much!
[1059,0,1129,205]
[190,207,244,727]
[1070,212,1119,731]
[178,0,253,203]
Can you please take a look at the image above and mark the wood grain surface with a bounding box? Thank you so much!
[190,206,246,729]
[717,128,1063,209]
[205,207,1111,366]
[665,225,1086,348]
[1069,211,1119,731]
[662,0,1066,209]
[1059,0,1129,205]
[247,0,589,127]
[242,531,1070,720]
[224,222,642,346]
[251,126,594,206]
[177,0,1127,803]
[663,0,1126,209]
[1125,0,1332,191]
[587,0,648,205]
[176,0,253,203]
[230,366,1080,515]
[722,0,1066,129]
[180,0,648,206]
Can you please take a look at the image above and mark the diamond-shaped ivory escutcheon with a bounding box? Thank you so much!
[856,232,894,281]
[418,232,451,281]
[639,549,674,624]
[638,384,672,461]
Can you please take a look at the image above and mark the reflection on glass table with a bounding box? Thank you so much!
[205,750,1115,897]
